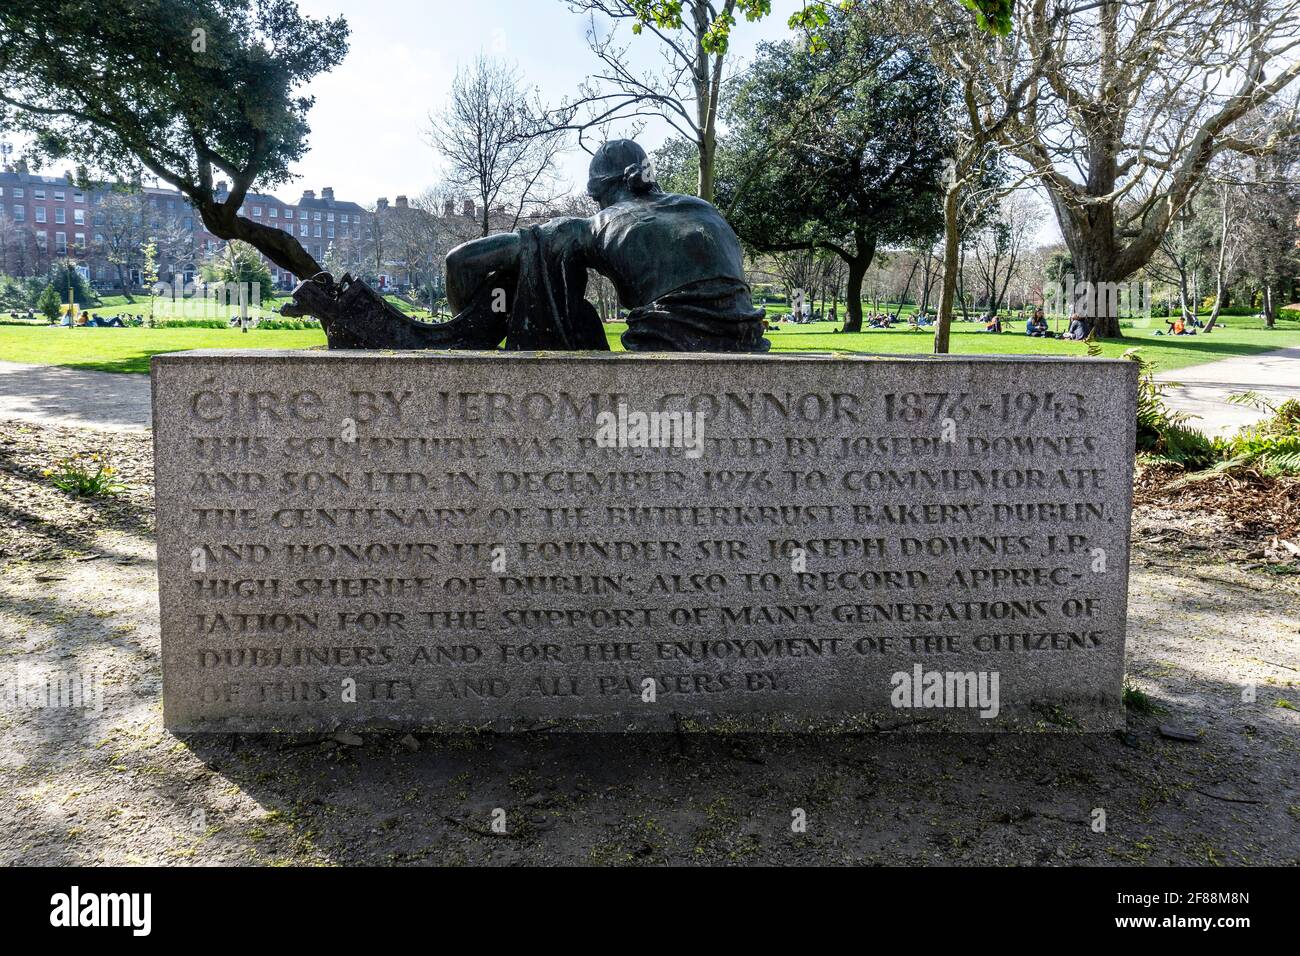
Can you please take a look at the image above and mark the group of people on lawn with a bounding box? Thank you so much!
[977,307,1090,340]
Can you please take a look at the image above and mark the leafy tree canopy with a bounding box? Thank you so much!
[630,0,1012,53]
[0,0,349,279]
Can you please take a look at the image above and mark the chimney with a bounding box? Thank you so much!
[322,187,334,202]
[462,200,475,218]
[395,195,408,209]
[444,199,455,217]
[301,189,316,201]
[376,198,389,210]
[215,180,228,195]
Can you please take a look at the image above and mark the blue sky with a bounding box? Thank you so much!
[290,0,807,206]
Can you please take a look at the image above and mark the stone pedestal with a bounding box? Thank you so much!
[152,351,1136,732]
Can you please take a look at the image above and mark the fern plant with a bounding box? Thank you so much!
[1117,345,1216,469]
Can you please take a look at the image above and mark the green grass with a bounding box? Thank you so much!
[747,318,1300,374]
[0,327,327,373]
[2,310,1297,375]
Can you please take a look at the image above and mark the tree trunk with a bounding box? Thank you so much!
[843,254,867,334]
[893,258,920,321]
[1072,244,1124,338]
[934,186,960,353]
[698,134,716,204]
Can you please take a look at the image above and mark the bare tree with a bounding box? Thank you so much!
[93,192,148,296]
[969,190,1042,314]
[892,0,1051,351]
[976,0,1300,337]
[429,57,565,238]
[550,0,748,201]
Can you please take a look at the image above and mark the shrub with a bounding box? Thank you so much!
[1116,347,1216,469]
[36,284,62,323]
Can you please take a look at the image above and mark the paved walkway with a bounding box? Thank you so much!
[1155,346,1300,438]
[1,347,1296,437]
[0,361,151,432]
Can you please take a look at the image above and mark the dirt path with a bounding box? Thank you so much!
[1,421,1297,866]
[0,361,151,432]
[1156,345,1300,437]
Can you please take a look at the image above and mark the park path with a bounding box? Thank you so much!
[0,361,151,432]
[0,347,1295,437]
[1155,346,1300,437]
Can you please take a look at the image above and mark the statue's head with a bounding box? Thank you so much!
[587,139,661,209]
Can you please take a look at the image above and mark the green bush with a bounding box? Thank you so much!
[36,284,62,323]
[1122,348,1217,469]
[1217,397,1300,477]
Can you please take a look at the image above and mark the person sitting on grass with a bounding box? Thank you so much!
[1064,313,1089,340]
[1026,308,1050,337]
[983,314,1003,333]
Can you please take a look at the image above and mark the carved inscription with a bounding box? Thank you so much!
[153,354,1136,731]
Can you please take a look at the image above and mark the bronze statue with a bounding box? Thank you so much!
[287,140,769,354]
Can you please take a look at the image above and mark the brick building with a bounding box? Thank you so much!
[0,162,370,291]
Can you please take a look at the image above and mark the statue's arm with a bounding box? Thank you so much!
[446,233,521,315]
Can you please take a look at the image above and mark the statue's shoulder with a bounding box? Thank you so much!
[593,193,715,232]
[536,215,594,252]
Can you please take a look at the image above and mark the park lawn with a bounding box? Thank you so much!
[2,313,1298,375]
[765,322,1300,373]
[607,317,1300,374]
[0,326,327,374]
[9,294,430,327]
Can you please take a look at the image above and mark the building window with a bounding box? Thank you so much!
[327,226,335,239]
[314,225,321,238]
[34,188,46,200]
[74,191,85,202]
[340,214,348,224]
[327,213,334,222]
[55,208,65,224]
[299,224,308,236]
[75,233,85,248]
[270,208,278,218]
[299,210,307,220]
[313,211,322,221]
[55,232,67,253]
[35,207,46,223]
[35,231,46,249]
[74,209,85,225]
[13,187,23,198]
[252,206,262,217]
[54,190,65,201]
[13,206,24,222]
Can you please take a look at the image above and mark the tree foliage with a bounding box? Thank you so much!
[721,9,951,331]
[0,0,349,280]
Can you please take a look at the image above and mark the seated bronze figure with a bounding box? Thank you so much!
[287,140,769,354]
